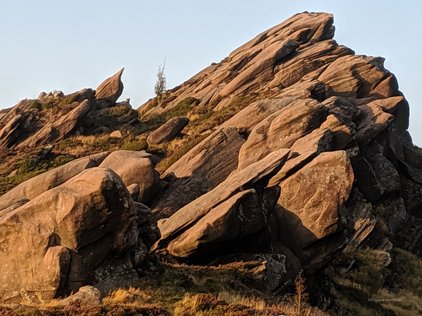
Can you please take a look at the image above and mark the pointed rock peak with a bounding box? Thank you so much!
[95,68,125,104]
[138,11,337,117]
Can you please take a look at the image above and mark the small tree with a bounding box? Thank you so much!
[154,61,167,104]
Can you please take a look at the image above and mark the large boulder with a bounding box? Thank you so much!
[0,167,141,303]
[273,151,354,252]
[99,150,160,203]
[166,188,274,258]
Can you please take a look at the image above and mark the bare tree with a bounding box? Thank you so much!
[154,60,167,104]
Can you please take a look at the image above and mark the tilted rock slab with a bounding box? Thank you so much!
[153,127,246,219]
[147,116,189,145]
[155,149,290,255]
[0,152,109,212]
[95,68,124,104]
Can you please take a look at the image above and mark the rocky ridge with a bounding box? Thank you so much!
[0,11,421,315]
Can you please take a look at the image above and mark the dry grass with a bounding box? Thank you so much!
[104,261,326,316]
[326,247,422,315]
[172,291,323,316]
[0,252,327,315]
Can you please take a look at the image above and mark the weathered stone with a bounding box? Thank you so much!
[99,150,160,203]
[147,116,189,145]
[59,286,101,306]
[0,152,109,211]
[110,130,123,138]
[0,167,139,302]
[237,98,327,170]
[166,189,268,258]
[95,68,124,104]
[155,149,290,249]
[153,127,245,219]
[17,99,93,148]
[275,151,354,252]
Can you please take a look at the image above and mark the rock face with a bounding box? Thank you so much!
[152,127,246,219]
[155,149,290,253]
[140,11,420,285]
[274,151,354,252]
[1,11,422,310]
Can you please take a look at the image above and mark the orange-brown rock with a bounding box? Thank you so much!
[0,168,140,302]
[274,151,354,251]
[95,68,124,104]
[99,150,160,203]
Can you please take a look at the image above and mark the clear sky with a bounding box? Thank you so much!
[1,1,421,144]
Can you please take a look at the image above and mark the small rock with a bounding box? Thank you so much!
[7,169,17,178]
[38,92,47,99]
[53,90,64,99]
[110,130,123,138]
[127,183,140,201]
[60,286,101,306]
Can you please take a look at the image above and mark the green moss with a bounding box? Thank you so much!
[327,247,422,315]
[121,138,148,151]
[189,95,253,133]
[28,100,43,111]
[17,157,39,175]
[0,154,76,195]
[141,97,199,132]
[58,95,77,107]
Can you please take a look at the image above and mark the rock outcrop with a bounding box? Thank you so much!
[99,150,160,203]
[140,11,420,286]
[1,11,422,313]
[0,153,160,303]
[0,69,135,158]
[0,168,139,302]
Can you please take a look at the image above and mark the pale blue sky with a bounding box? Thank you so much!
[1,1,421,144]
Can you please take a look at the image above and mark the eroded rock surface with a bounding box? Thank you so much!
[147,116,189,145]
[95,68,125,105]
[1,11,422,310]
[0,168,140,302]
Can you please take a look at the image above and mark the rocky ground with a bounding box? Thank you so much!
[0,11,421,316]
